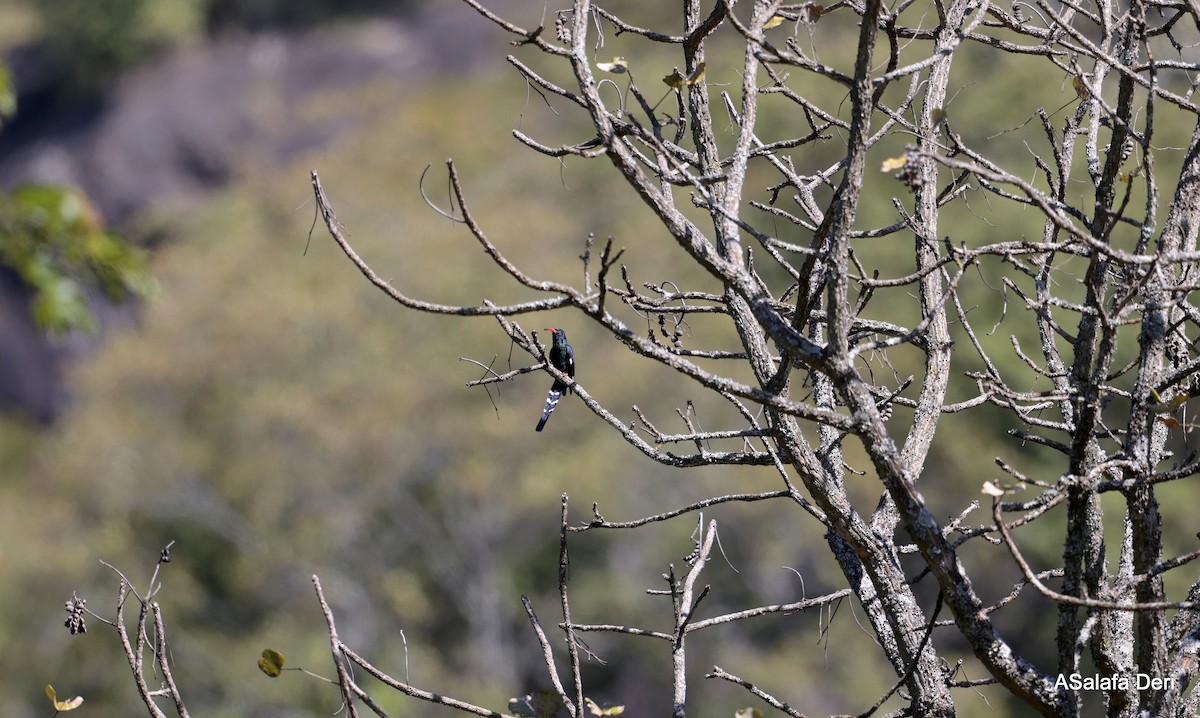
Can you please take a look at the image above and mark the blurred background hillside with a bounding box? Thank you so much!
[2,2,1199,718]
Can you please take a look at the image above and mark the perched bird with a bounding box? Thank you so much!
[536,327,575,432]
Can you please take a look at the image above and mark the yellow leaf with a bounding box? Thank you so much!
[880,156,908,172]
[586,697,626,716]
[763,15,785,29]
[663,69,685,89]
[45,685,84,712]
[1159,415,1181,428]
[685,62,706,86]
[1149,387,1191,414]
[258,648,286,677]
[595,57,629,74]
[58,697,84,711]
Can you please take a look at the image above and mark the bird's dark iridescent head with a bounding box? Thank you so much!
[545,327,567,343]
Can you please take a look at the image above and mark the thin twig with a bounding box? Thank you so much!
[312,576,362,718]
[521,596,574,716]
[989,494,1198,610]
[559,494,585,718]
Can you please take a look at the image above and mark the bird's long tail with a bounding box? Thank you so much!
[535,388,563,432]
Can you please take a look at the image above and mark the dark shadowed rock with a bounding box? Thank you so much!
[0,6,508,421]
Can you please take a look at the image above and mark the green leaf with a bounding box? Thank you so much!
[257,648,286,677]
[31,273,92,334]
[0,62,16,126]
[0,183,153,333]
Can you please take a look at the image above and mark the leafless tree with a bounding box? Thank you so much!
[307,0,1200,716]
[79,0,1200,716]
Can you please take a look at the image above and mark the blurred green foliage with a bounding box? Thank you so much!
[0,183,153,332]
[0,56,151,334]
[0,46,901,712]
[1,6,1199,718]
[0,61,15,125]
[37,0,204,96]
[32,0,416,97]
